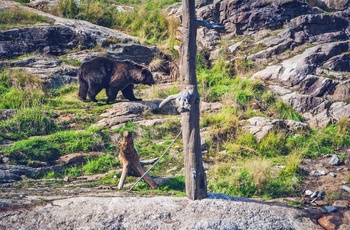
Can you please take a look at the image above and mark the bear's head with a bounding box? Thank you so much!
[141,68,155,86]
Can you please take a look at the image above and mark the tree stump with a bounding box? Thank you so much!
[118,130,158,190]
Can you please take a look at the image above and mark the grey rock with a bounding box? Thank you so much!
[329,172,336,177]
[310,170,327,176]
[341,185,350,193]
[93,100,178,129]
[324,206,337,213]
[0,109,16,121]
[0,195,322,229]
[329,154,341,166]
[240,117,309,141]
[305,190,313,196]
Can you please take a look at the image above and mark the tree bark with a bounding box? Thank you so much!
[180,0,207,200]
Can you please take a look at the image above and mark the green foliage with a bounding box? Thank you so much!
[160,175,185,191]
[130,175,186,196]
[285,120,350,158]
[201,107,239,143]
[55,0,79,18]
[149,85,180,99]
[0,69,45,109]
[43,171,56,179]
[1,138,61,163]
[0,7,49,29]
[65,166,82,178]
[113,122,137,135]
[197,59,265,105]
[271,101,303,122]
[61,56,82,66]
[234,57,255,75]
[1,130,104,164]
[258,131,288,157]
[79,0,114,27]
[208,158,300,198]
[50,0,180,45]
[0,107,58,140]
[82,154,120,174]
[15,0,30,3]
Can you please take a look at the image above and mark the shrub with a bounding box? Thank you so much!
[271,101,303,122]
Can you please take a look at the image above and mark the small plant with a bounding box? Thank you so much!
[43,171,56,179]
[61,56,82,66]
[65,166,82,178]
[271,101,303,122]
[258,131,288,157]
[338,153,346,160]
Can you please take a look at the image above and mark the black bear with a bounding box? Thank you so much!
[78,57,155,103]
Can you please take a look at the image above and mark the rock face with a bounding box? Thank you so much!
[252,41,350,128]
[0,194,322,230]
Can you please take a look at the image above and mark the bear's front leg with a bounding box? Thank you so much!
[122,84,142,101]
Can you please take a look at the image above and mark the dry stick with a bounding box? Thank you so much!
[118,131,158,190]
[128,129,182,191]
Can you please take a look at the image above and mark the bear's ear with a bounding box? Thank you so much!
[141,68,149,79]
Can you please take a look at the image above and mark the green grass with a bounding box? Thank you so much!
[82,154,120,174]
[0,107,58,140]
[0,7,50,29]
[0,69,45,109]
[207,157,300,198]
[0,130,105,165]
[49,0,181,45]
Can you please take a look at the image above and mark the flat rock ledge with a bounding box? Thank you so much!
[0,194,321,230]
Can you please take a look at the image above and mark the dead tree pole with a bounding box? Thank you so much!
[180,0,207,200]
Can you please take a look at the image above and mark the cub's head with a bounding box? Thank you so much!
[141,68,156,86]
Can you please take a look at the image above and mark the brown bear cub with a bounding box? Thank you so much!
[78,57,155,103]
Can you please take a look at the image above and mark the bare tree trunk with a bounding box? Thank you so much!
[181,0,207,200]
[118,131,158,190]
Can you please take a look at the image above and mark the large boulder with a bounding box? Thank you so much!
[252,41,350,127]
[0,195,322,229]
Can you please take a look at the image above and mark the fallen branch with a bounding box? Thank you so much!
[118,131,158,190]
[159,93,179,109]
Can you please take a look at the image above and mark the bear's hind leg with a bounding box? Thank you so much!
[122,84,142,101]
[87,84,103,102]
[78,78,89,102]
[106,87,118,104]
